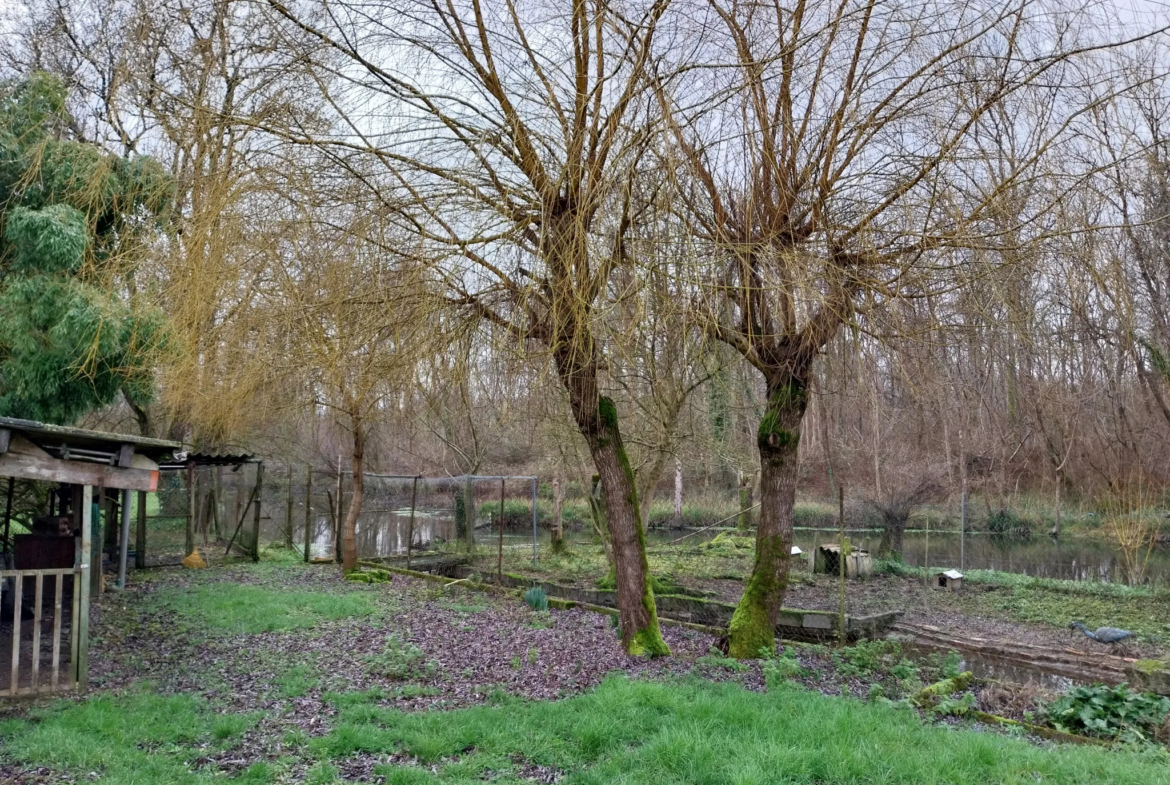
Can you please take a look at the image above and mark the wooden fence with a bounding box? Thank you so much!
[1,567,82,697]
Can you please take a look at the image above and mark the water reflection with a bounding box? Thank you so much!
[311,510,536,560]
[785,529,1170,586]
[310,510,457,560]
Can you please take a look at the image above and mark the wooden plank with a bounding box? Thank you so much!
[51,572,63,690]
[31,572,42,689]
[0,451,159,492]
[0,568,77,578]
[10,571,22,695]
[6,434,50,459]
[0,427,10,454]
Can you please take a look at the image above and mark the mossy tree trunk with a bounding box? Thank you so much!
[339,415,364,572]
[555,345,668,657]
[728,377,808,659]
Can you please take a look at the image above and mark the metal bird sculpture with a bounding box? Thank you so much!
[1069,621,1135,644]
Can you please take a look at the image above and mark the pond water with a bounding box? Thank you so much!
[788,529,1170,587]
[310,510,540,561]
[324,510,1170,587]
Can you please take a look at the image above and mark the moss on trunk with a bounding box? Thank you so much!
[728,533,788,658]
[729,377,806,659]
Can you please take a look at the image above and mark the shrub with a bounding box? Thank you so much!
[986,509,1032,538]
[831,640,902,679]
[523,586,549,612]
[1042,683,1170,742]
[763,647,808,687]
[366,634,438,681]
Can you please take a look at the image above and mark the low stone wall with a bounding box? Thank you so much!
[438,564,902,642]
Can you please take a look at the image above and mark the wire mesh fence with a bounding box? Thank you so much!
[131,466,542,566]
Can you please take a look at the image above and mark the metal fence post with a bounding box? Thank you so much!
[303,465,313,563]
[960,488,967,572]
[531,477,538,566]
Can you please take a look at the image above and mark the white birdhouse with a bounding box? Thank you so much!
[934,569,964,591]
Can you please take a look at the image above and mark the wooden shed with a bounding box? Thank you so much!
[934,569,964,591]
[0,417,181,697]
[813,543,873,578]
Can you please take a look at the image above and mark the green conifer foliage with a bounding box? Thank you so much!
[0,73,171,424]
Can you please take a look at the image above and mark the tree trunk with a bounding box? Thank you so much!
[673,457,683,529]
[737,472,753,531]
[587,473,614,568]
[340,421,364,572]
[462,475,476,552]
[728,377,807,659]
[585,400,668,656]
[878,517,905,559]
[551,474,566,553]
[555,348,667,656]
[1049,468,1063,538]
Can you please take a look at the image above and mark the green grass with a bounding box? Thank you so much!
[151,582,374,634]
[276,664,319,698]
[316,676,1170,783]
[0,691,262,785]
[877,561,1170,643]
[8,677,1168,784]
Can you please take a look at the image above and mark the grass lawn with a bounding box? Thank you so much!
[4,677,1169,784]
[149,582,375,634]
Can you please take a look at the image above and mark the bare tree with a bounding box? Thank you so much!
[662,0,1157,657]
[264,0,675,653]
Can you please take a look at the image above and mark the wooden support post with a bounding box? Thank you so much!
[285,465,295,549]
[498,478,505,584]
[252,462,263,563]
[2,476,12,556]
[117,488,132,588]
[406,476,418,570]
[77,485,93,691]
[135,491,147,569]
[304,463,313,561]
[185,463,195,557]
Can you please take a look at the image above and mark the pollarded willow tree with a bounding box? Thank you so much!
[660,0,1162,657]
[0,72,171,424]
[266,0,675,654]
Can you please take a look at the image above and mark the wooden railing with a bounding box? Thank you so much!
[1,568,80,697]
